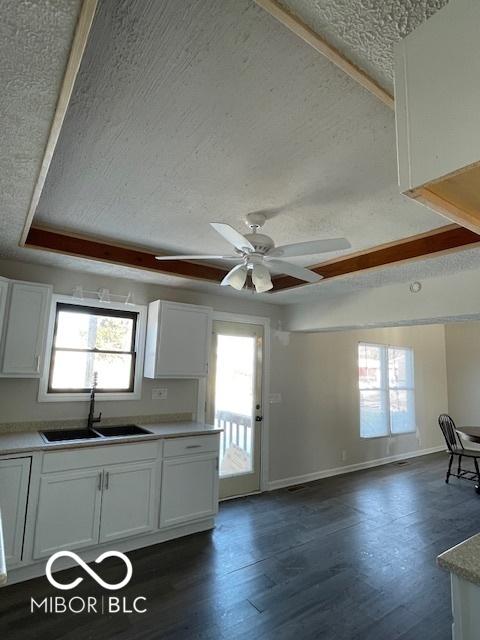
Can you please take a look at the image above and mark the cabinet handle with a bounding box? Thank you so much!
[186,444,202,449]
[34,355,40,373]
[98,472,103,491]
[105,471,109,490]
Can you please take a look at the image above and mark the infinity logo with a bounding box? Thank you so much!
[45,551,133,591]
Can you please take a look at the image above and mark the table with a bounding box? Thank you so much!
[456,426,480,445]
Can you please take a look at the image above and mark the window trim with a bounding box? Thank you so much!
[39,295,147,402]
[358,342,416,439]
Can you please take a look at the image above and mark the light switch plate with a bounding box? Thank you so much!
[269,393,282,404]
[152,388,168,400]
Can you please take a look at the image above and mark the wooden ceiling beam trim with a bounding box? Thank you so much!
[254,0,394,110]
[272,224,480,291]
[25,224,480,293]
[25,227,229,283]
[19,0,98,247]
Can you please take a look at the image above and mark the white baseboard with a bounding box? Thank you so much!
[5,518,214,586]
[267,445,446,491]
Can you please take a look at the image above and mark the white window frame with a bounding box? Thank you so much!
[358,342,416,439]
[38,295,147,402]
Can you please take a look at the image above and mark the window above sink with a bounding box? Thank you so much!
[49,303,138,394]
[38,295,147,403]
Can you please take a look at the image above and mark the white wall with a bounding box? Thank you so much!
[445,322,480,429]
[269,324,448,484]
[284,267,480,332]
[0,258,452,488]
[0,258,282,425]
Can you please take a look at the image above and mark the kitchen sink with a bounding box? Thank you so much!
[94,425,152,437]
[41,428,102,443]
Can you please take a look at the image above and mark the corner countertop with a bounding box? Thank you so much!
[0,422,222,456]
[437,533,480,586]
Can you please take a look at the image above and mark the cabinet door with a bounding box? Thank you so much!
[156,302,211,377]
[160,454,218,529]
[0,457,31,568]
[394,0,480,191]
[33,468,102,559]
[99,461,157,543]
[2,282,51,376]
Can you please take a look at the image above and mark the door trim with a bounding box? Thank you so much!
[200,312,271,494]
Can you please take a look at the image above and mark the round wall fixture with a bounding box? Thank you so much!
[409,281,422,293]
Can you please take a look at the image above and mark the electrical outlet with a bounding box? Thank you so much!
[341,450,347,462]
[152,388,168,400]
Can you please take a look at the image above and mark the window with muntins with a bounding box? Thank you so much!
[358,343,415,438]
[47,303,138,394]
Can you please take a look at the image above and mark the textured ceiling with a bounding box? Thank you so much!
[34,0,445,265]
[280,0,449,93]
[3,0,477,307]
[0,0,81,256]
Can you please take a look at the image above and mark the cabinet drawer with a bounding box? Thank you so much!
[163,435,218,458]
[42,441,159,473]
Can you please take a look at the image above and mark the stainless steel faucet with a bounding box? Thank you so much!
[87,372,102,430]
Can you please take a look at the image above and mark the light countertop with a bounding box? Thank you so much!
[0,422,222,456]
[438,533,480,586]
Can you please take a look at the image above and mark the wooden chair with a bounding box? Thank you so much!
[438,414,480,493]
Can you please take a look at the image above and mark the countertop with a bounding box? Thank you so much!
[0,422,222,456]
[437,533,480,586]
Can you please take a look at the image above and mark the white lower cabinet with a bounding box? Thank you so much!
[6,435,220,583]
[34,460,158,558]
[34,468,102,559]
[160,453,219,528]
[99,461,157,543]
[0,457,31,567]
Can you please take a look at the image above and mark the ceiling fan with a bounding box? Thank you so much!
[155,213,351,293]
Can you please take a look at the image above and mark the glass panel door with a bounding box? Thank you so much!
[207,321,263,499]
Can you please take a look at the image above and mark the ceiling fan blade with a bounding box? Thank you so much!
[268,238,351,258]
[266,259,323,283]
[155,254,238,261]
[210,222,255,252]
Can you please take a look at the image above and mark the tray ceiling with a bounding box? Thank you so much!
[5,0,477,305]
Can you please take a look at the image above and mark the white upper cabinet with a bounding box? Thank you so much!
[394,0,480,232]
[1,281,52,377]
[144,300,212,378]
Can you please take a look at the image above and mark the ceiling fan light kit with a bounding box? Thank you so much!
[221,263,248,290]
[251,262,273,292]
[156,212,351,293]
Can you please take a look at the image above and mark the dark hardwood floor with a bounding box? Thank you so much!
[2,452,480,640]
